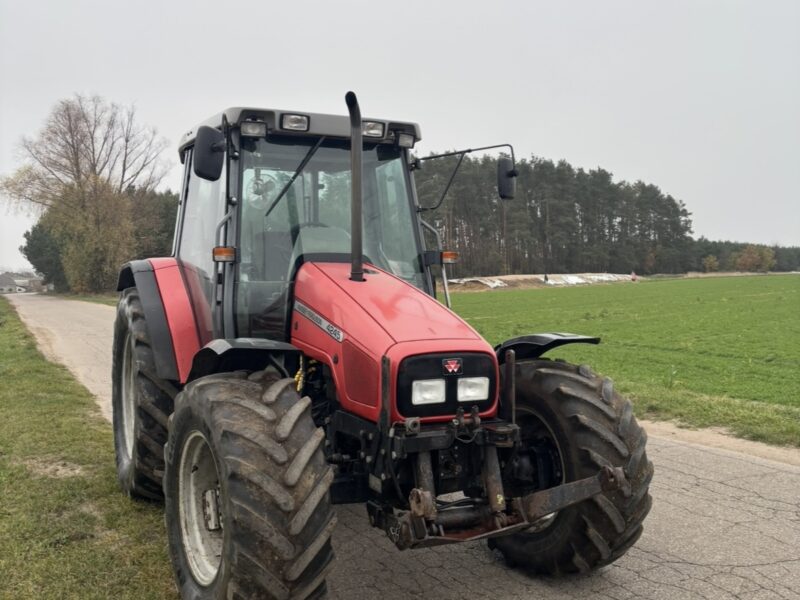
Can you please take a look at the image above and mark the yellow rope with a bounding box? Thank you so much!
[294,355,305,392]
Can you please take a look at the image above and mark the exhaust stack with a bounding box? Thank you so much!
[345,91,364,282]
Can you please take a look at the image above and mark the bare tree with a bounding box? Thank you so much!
[2,94,169,210]
[2,95,171,292]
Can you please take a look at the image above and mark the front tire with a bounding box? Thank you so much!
[112,288,174,500]
[492,359,653,575]
[164,371,336,599]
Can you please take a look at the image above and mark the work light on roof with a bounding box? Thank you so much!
[362,121,385,138]
[240,121,267,137]
[281,114,310,132]
[396,132,415,148]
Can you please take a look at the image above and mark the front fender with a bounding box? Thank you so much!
[495,333,600,362]
[187,338,301,382]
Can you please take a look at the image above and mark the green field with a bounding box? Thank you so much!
[451,275,800,446]
[0,298,176,599]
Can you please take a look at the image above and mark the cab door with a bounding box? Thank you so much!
[175,149,227,345]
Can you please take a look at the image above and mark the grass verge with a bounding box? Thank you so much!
[0,297,175,599]
[51,292,119,306]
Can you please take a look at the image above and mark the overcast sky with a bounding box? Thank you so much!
[1,0,798,271]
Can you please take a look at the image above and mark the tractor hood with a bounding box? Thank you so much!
[291,261,498,424]
[296,262,481,344]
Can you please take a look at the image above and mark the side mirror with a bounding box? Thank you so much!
[193,126,225,181]
[497,157,517,200]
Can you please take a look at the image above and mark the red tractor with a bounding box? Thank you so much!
[112,92,652,599]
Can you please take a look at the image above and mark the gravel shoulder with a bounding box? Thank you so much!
[640,420,800,467]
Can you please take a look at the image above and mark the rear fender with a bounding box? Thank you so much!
[495,333,600,362]
[187,338,301,382]
[117,260,181,381]
[117,258,199,383]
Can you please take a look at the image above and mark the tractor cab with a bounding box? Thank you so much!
[177,107,432,345]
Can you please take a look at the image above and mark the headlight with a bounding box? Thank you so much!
[411,379,446,405]
[457,377,490,402]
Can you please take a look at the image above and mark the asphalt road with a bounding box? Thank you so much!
[8,293,800,600]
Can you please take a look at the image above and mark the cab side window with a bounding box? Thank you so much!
[177,152,226,342]
[179,159,226,279]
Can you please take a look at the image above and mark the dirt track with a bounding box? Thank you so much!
[10,293,115,421]
[8,293,800,600]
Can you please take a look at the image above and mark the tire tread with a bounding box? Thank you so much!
[492,358,653,576]
[112,288,174,500]
[165,372,335,599]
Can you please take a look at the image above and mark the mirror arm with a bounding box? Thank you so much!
[416,143,516,170]
[222,115,234,207]
[418,151,466,213]
[220,115,239,158]
[415,142,517,212]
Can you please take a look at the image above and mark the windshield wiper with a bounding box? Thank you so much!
[264,136,326,219]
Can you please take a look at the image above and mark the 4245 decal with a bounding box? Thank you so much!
[294,301,345,343]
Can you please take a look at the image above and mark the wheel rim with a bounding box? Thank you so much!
[120,330,136,459]
[178,431,223,585]
[517,406,565,533]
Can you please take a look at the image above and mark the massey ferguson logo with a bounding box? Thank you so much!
[443,358,463,375]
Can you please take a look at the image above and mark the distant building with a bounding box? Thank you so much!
[0,272,42,294]
[0,273,17,294]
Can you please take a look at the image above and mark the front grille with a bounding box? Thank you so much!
[396,352,496,418]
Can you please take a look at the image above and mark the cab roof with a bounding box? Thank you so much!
[178,107,422,156]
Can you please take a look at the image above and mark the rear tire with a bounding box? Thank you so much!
[164,371,336,599]
[112,287,174,500]
[491,359,653,575]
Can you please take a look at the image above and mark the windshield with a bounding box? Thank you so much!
[236,136,425,339]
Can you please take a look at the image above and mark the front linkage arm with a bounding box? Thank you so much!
[519,466,630,522]
[371,414,631,550]
[380,464,630,551]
